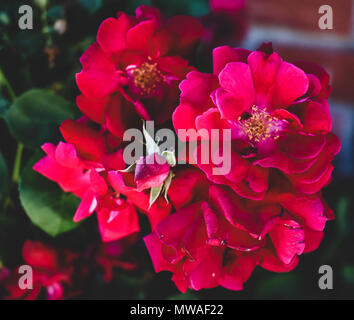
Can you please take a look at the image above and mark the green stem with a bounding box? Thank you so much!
[0,68,24,185]
[0,68,16,101]
[11,143,24,184]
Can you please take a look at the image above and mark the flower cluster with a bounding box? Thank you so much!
[0,237,136,300]
[34,5,340,293]
[34,6,203,242]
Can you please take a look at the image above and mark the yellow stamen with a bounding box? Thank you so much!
[239,105,280,143]
[129,62,165,95]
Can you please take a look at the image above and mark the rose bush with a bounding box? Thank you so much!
[28,6,340,295]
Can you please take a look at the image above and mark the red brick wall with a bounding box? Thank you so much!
[247,0,354,104]
[249,0,353,35]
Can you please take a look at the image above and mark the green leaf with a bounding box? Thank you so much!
[19,154,80,237]
[254,274,302,299]
[47,5,65,22]
[162,150,176,167]
[78,0,103,13]
[0,96,9,117]
[342,266,354,285]
[34,0,48,9]
[168,291,199,300]
[149,184,163,209]
[119,162,136,173]
[0,151,8,202]
[163,171,173,202]
[0,207,26,264]
[0,12,10,26]
[336,197,350,235]
[5,89,75,148]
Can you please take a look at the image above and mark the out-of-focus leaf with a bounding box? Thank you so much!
[0,12,10,26]
[153,0,209,16]
[189,0,209,16]
[127,0,151,14]
[14,31,44,58]
[0,96,9,117]
[5,89,75,148]
[336,197,350,236]
[0,151,8,202]
[254,274,302,299]
[78,0,103,13]
[342,266,354,285]
[168,291,199,300]
[19,154,80,237]
[34,0,48,10]
[47,5,65,22]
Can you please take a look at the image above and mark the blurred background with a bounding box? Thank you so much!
[0,0,353,299]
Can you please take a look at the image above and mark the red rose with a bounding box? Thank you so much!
[144,182,332,292]
[76,5,203,131]
[34,119,140,242]
[5,241,76,300]
[173,45,340,199]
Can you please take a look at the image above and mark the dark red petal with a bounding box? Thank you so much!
[97,201,140,242]
[195,108,234,139]
[291,165,333,194]
[155,202,202,246]
[303,227,324,253]
[270,61,309,108]
[180,71,219,109]
[213,46,251,75]
[294,61,331,98]
[280,132,326,159]
[76,70,118,99]
[218,62,255,118]
[259,247,299,273]
[255,151,318,174]
[157,56,194,79]
[60,120,107,162]
[166,15,204,54]
[22,241,58,272]
[247,51,282,107]
[281,194,326,231]
[168,168,209,210]
[97,15,131,55]
[172,103,201,139]
[269,218,305,264]
[294,99,332,133]
[220,253,259,291]
[214,88,250,120]
[73,189,97,222]
[291,133,340,185]
[144,233,175,273]
[76,42,119,98]
[126,20,156,55]
[76,94,108,124]
[189,247,223,290]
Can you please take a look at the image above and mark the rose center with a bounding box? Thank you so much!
[239,105,281,143]
[128,62,164,96]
